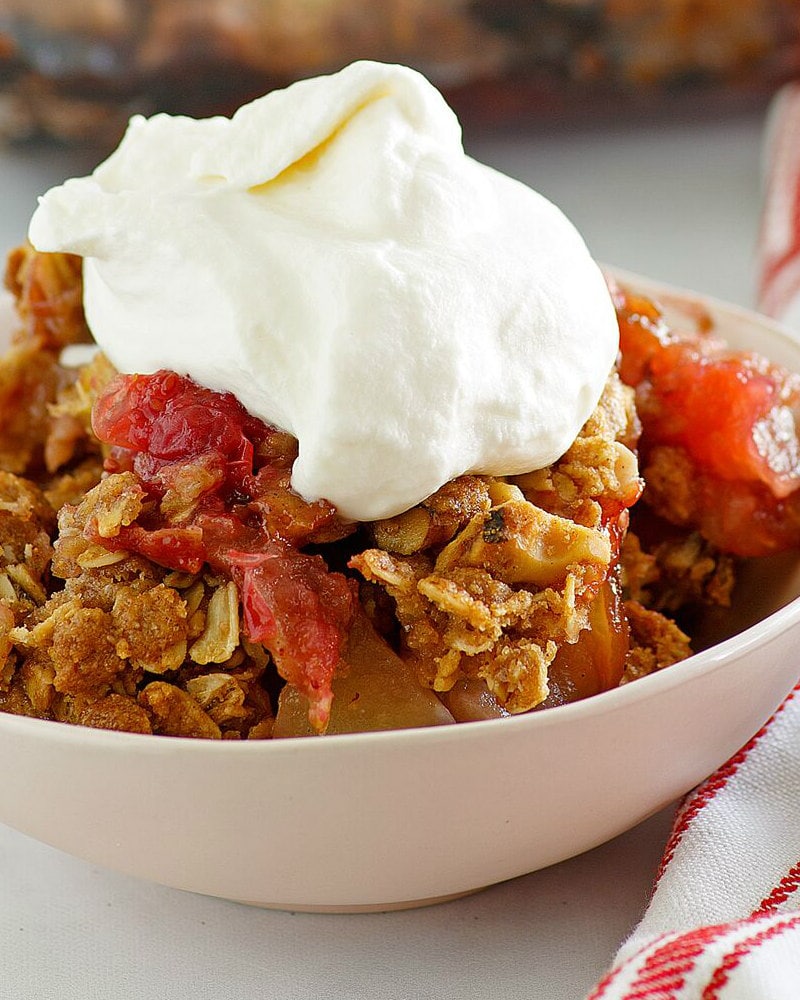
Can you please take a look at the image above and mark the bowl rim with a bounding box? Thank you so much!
[1,272,800,755]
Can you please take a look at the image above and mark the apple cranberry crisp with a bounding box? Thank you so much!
[0,247,792,738]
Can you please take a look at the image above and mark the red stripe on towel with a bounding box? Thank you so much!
[618,924,731,999]
[752,861,800,918]
[653,688,798,889]
[700,914,800,1000]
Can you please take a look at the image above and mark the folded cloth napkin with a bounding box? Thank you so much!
[586,85,800,1000]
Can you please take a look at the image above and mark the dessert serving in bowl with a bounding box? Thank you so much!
[0,62,799,911]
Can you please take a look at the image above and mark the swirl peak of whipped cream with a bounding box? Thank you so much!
[29,60,618,521]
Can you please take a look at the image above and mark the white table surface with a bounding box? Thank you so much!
[0,104,768,1000]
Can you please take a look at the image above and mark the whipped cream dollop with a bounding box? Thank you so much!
[29,60,618,521]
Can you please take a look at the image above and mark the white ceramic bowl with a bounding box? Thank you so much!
[1,274,800,912]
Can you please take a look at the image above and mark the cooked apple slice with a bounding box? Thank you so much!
[273,612,455,736]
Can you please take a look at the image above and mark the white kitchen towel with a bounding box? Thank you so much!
[587,684,800,998]
[587,83,800,999]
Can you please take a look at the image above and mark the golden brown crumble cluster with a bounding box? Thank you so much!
[353,375,646,714]
[0,247,723,738]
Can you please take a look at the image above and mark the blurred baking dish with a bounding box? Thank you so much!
[1,0,799,145]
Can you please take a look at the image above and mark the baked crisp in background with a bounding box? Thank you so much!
[0,1,798,145]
